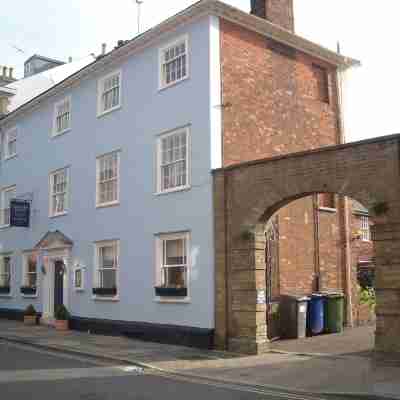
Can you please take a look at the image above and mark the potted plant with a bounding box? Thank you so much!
[54,305,70,331]
[23,304,37,326]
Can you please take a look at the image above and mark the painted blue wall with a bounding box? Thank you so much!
[0,16,215,329]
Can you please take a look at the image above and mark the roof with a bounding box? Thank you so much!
[0,0,359,125]
[24,54,65,66]
[34,230,74,249]
[5,55,95,112]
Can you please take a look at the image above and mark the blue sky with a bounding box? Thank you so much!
[1,0,399,142]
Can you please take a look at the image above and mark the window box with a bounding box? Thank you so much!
[0,286,10,294]
[155,286,187,297]
[92,287,117,296]
[20,286,36,295]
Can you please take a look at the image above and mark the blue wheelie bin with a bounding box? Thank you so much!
[308,293,325,335]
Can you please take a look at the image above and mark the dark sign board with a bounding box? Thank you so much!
[10,200,30,228]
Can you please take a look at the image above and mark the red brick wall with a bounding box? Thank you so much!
[220,19,346,300]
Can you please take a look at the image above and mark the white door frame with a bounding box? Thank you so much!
[41,247,71,325]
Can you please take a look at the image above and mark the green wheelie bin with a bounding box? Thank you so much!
[325,292,344,334]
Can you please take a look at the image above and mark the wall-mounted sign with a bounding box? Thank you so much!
[10,200,30,228]
[257,289,266,305]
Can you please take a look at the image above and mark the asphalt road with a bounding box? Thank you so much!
[0,341,331,400]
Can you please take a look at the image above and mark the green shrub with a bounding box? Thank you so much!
[24,304,37,316]
[55,305,70,321]
[359,286,376,311]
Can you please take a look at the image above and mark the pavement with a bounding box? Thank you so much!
[0,319,399,399]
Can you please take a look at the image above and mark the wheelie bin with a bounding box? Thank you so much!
[308,293,325,335]
[325,292,344,333]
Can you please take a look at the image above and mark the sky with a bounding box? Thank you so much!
[1,0,399,142]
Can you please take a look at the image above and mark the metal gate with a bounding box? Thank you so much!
[265,216,280,340]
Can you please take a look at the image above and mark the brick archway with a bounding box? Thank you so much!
[213,134,400,355]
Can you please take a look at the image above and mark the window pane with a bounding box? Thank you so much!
[161,40,187,87]
[165,238,186,265]
[75,269,82,288]
[100,246,115,268]
[162,266,186,288]
[27,273,37,287]
[99,269,116,288]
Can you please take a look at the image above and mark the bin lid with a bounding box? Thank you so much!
[296,296,310,302]
[311,293,325,298]
[321,291,344,298]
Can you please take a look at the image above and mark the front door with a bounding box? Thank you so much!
[54,260,64,313]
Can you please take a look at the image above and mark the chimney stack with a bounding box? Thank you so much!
[251,0,294,32]
[101,43,107,55]
[8,67,13,79]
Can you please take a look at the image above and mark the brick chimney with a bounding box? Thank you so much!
[250,0,294,32]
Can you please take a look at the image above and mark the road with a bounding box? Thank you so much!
[0,340,338,400]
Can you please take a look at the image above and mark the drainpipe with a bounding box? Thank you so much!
[313,194,321,292]
[336,45,354,327]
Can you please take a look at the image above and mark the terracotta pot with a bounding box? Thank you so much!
[23,315,37,326]
[55,320,69,331]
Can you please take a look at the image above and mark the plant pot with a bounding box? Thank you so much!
[55,320,69,331]
[23,315,37,326]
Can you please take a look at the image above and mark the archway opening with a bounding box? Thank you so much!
[262,192,375,355]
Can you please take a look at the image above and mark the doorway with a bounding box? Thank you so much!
[54,260,65,313]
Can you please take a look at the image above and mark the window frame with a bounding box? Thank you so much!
[52,96,72,137]
[49,167,69,217]
[21,251,38,297]
[0,185,16,228]
[73,264,85,291]
[0,253,13,297]
[360,215,371,242]
[156,127,190,195]
[312,63,330,104]
[155,232,191,302]
[4,127,17,160]
[93,240,120,300]
[97,69,122,117]
[159,35,189,90]
[96,150,121,208]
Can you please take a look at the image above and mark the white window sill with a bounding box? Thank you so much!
[74,288,85,292]
[0,225,11,230]
[0,294,13,298]
[92,296,120,302]
[51,128,71,139]
[159,76,189,92]
[318,207,337,214]
[154,297,191,304]
[49,212,68,219]
[154,185,191,196]
[22,294,38,299]
[4,154,17,161]
[96,201,120,209]
[97,104,121,118]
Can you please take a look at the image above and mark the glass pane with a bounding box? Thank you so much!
[27,273,37,287]
[75,270,82,288]
[165,238,186,265]
[99,269,116,288]
[100,246,115,268]
[162,266,186,288]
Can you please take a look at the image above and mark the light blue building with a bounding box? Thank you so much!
[0,1,225,347]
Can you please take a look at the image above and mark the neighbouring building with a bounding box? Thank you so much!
[23,55,65,78]
[0,0,364,351]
